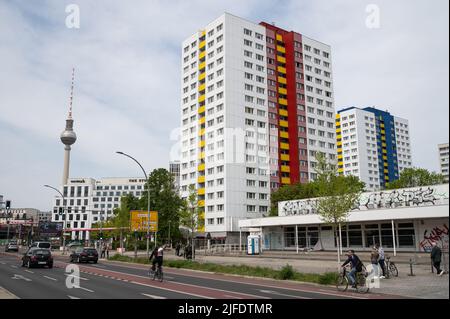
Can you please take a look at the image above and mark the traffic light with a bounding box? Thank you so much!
[5,200,11,210]
[98,232,104,240]
[58,207,63,215]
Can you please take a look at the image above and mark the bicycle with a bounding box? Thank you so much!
[336,265,370,294]
[384,256,398,278]
[148,264,164,282]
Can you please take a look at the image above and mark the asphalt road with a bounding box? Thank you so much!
[0,251,399,299]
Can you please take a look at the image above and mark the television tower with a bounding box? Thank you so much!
[60,68,77,185]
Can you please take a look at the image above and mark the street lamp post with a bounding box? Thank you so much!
[116,151,152,257]
[44,184,67,255]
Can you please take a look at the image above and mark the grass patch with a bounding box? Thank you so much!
[108,254,337,285]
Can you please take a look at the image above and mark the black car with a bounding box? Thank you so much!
[70,247,98,263]
[22,248,53,268]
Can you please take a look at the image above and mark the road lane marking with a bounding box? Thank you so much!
[130,281,212,299]
[68,295,80,299]
[10,265,18,268]
[141,293,167,299]
[65,274,89,281]
[24,270,34,274]
[259,289,311,299]
[1,262,6,265]
[11,274,32,282]
[77,287,94,293]
[44,276,57,281]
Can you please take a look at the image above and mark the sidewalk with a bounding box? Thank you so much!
[0,286,18,299]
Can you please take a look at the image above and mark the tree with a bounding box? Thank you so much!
[142,168,184,247]
[270,182,320,216]
[386,167,445,189]
[314,153,365,266]
[180,184,202,246]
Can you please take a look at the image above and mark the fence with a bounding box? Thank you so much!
[199,244,248,255]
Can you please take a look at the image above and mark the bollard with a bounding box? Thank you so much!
[408,258,415,276]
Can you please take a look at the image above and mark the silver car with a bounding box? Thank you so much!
[5,241,18,252]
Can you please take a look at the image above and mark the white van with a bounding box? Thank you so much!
[30,241,52,250]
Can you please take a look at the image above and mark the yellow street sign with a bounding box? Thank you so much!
[130,210,158,232]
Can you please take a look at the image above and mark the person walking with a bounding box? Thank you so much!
[175,242,181,257]
[431,242,444,276]
[106,243,110,259]
[101,243,106,259]
[375,243,386,279]
[370,246,380,279]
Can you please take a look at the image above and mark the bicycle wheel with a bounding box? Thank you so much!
[389,262,398,277]
[356,273,370,294]
[336,274,348,292]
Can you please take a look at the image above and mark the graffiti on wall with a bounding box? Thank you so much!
[279,185,449,216]
[419,224,449,252]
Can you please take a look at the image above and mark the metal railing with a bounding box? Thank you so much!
[198,244,248,255]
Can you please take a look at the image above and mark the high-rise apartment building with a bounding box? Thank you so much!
[179,13,335,241]
[336,107,412,190]
[438,143,449,183]
[169,161,181,191]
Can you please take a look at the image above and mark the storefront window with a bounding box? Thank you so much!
[365,224,380,247]
[284,227,296,247]
[348,225,363,247]
[397,223,415,247]
[380,223,394,248]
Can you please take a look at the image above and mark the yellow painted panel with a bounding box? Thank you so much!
[337,141,342,146]
[279,109,288,117]
[382,149,387,154]
[280,154,290,161]
[277,55,286,64]
[336,114,341,119]
[380,123,385,128]
[199,152,205,159]
[281,177,291,184]
[198,83,206,92]
[337,134,342,139]
[198,163,205,171]
[199,41,206,49]
[198,200,205,207]
[198,105,205,114]
[197,175,205,183]
[278,87,287,95]
[199,139,205,148]
[199,116,205,125]
[199,51,206,60]
[278,76,287,84]
[277,45,286,53]
[198,72,206,81]
[280,131,289,139]
[280,142,290,150]
[198,188,205,195]
[198,95,205,103]
[281,165,290,173]
[279,120,288,128]
[276,34,283,41]
[338,154,343,159]
[336,128,341,133]
[199,61,206,70]
[198,128,205,136]
[277,66,286,74]
[383,155,387,160]
[279,98,288,105]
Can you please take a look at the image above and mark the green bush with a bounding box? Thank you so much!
[277,264,295,280]
[108,254,337,286]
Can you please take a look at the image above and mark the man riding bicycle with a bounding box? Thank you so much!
[341,250,364,288]
[149,244,165,273]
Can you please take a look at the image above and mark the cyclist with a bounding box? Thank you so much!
[149,244,165,273]
[341,250,364,288]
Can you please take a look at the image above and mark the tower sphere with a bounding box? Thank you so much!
[60,129,77,145]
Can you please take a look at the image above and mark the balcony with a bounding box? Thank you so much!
[199,116,205,125]
[277,66,286,74]
[277,45,286,54]
[279,98,288,105]
[281,165,290,173]
[198,95,205,103]
[198,128,205,136]
[278,76,287,84]
[276,34,283,42]
[198,105,205,114]
[281,177,291,184]
[279,109,288,117]
[199,152,205,159]
[199,61,206,70]
[198,200,205,207]
[277,55,286,64]
[198,163,205,171]
[279,120,288,128]
[198,188,205,195]
[199,140,206,148]
[197,175,205,183]
[278,87,287,95]
[280,142,290,150]
[280,131,289,139]
[199,51,206,60]
[198,83,206,92]
[199,41,206,50]
[280,154,290,161]
[198,72,206,81]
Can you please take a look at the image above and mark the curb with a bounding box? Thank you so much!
[0,287,18,299]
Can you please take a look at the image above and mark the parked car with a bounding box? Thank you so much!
[5,241,19,252]
[21,248,53,268]
[70,247,98,263]
[29,241,52,250]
